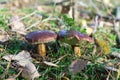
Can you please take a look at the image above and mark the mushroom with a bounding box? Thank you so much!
[57,30,94,57]
[25,30,57,59]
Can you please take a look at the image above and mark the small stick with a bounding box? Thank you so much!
[14,69,23,79]
[71,0,75,20]
[25,20,42,31]
[106,71,110,80]
[8,11,37,25]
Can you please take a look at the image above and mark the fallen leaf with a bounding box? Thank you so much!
[3,50,40,79]
[3,51,32,67]
[2,54,14,61]
[43,61,59,67]
[14,50,32,61]
[9,15,26,35]
[0,34,9,43]
[111,52,120,58]
[2,50,32,63]
[69,59,87,73]
[21,61,40,80]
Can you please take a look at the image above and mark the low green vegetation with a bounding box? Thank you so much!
[0,0,120,80]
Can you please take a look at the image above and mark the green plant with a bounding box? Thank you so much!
[61,14,86,33]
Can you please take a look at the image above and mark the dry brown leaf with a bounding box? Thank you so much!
[15,50,32,61]
[9,15,26,35]
[43,61,59,67]
[111,52,120,58]
[2,54,14,61]
[69,59,87,73]
[3,51,32,67]
[21,61,40,80]
[3,50,40,79]
[3,51,32,61]
[0,34,9,43]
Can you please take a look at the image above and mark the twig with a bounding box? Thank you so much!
[106,71,110,80]
[25,20,42,31]
[42,16,65,28]
[90,0,101,15]
[1,59,12,79]
[8,11,37,25]
[14,69,23,79]
[53,54,70,64]
[91,45,96,55]
[105,66,119,72]
[41,0,70,5]
[42,16,54,22]
[113,20,120,45]
[71,0,75,20]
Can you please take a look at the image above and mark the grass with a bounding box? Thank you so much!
[0,1,120,80]
[0,38,117,80]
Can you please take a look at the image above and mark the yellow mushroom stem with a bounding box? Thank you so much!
[72,45,81,57]
[37,43,46,59]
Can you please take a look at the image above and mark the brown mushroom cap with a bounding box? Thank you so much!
[58,30,94,45]
[25,30,57,44]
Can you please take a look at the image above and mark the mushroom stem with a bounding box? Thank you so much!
[38,43,46,59]
[72,45,81,57]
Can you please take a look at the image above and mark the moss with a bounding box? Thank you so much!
[95,39,110,55]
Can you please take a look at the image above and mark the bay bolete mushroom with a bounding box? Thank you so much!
[25,30,57,59]
[57,30,94,57]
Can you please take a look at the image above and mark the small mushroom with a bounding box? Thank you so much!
[57,30,94,57]
[25,30,57,59]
